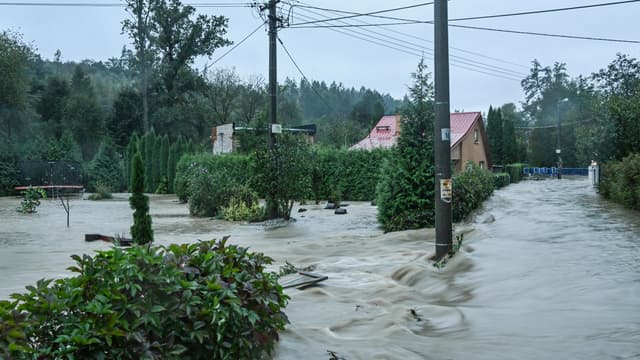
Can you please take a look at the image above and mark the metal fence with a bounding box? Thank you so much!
[17,160,83,186]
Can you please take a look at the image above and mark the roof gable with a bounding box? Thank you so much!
[450,112,483,147]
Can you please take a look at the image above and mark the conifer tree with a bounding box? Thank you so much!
[376,59,435,232]
[167,143,177,193]
[88,137,124,191]
[502,114,518,164]
[129,150,153,245]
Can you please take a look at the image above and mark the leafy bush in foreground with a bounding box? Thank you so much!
[0,238,289,359]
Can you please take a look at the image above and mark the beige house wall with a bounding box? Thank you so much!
[455,124,489,172]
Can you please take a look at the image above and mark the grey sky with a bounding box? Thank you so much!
[1,0,638,112]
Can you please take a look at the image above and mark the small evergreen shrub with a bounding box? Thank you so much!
[87,182,113,200]
[493,173,511,189]
[155,176,168,194]
[452,163,495,222]
[599,153,640,210]
[0,156,19,196]
[88,137,124,192]
[0,238,289,359]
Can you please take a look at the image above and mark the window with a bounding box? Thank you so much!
[474,128,479,144]
[479,161,485,169]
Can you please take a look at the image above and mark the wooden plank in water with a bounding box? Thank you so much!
[280,272,328,290]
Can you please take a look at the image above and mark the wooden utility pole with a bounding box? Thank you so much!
[434,0,453,259]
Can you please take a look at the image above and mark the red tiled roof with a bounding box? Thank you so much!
[350,112,483,150]
[450,112,482,147]
[349,115,401,150]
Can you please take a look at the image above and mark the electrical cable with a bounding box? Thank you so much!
[276,35,337,113]
[449,24,640,44]
[448,0,640,22]
[287,2,434,26]
[292,2,529,73]
[0,2,251,7]
[210,21,266,66]
[289,11,522,81]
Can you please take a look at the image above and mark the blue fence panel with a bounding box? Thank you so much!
[522,167,588,177]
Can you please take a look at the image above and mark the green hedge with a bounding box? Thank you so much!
[493,173,511,189]
[174,153,252,202]
[452,164,495,222]
[599,153,640,210]
[505,163,526,183]
[311,147,391,202]
[0,239,288,359]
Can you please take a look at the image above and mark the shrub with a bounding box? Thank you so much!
[223,196,264,222]
[599,153,640,210]
[87,182,113,200]
[505,163,526,183]
[175,153,252,203]
[452,163,495,222]
[19,186,47,214]
[252,133,312,220]
[493,173,511,189]
[188,170,240,217]
[0,238,289,359]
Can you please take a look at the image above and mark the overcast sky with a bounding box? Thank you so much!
[1,0,639,112]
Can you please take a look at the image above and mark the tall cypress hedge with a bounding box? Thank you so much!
[129,151,153,245]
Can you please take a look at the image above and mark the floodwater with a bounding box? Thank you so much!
[0,178,639,359]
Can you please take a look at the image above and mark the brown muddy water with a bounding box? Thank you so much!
[0,178,639,359]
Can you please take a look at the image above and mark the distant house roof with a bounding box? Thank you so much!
[350,112,484,150]
[450,112,483,147]
[349,115,401,150]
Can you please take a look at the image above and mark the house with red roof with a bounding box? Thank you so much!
[350,112,491,172]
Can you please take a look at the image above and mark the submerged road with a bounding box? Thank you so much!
[449,178,640,359]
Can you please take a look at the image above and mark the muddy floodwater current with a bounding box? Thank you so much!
[1,178,639,359]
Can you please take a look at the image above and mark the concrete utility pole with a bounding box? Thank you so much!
[267,0,280,149]
[434,0,453,259]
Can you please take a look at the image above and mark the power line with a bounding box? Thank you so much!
[288,11,521,81]
[292,0,529,70]
[276,35,336,112]
[0,2,251,7]
[293,7,527,78]
[449,24,640,44]
[210,21,265,66]
[289,19,640,44]
[448,0,640,22]
[287,2,434,26]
